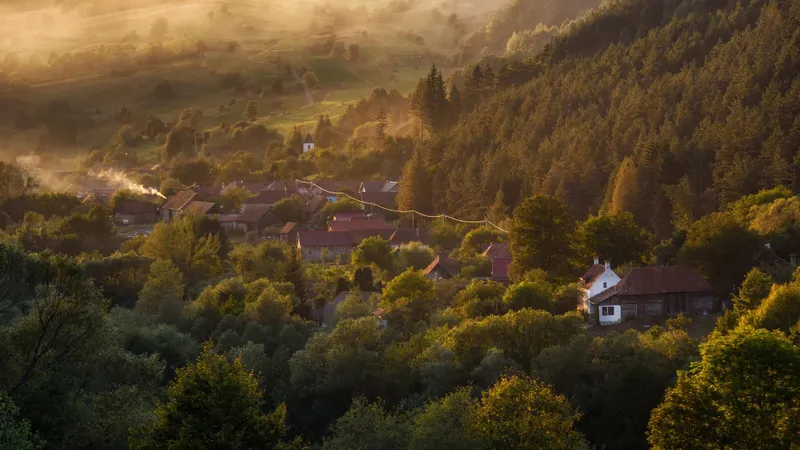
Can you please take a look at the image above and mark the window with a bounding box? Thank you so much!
[603,282,607,288]
[601,306,615,316]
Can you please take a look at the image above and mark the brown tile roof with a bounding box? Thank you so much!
[327,219,395,232]
[592,266,714,304]
[163,190,202,211]
[182,201,215,215]
[244,190,291,206]
[238,204,271,223]
[360,181,386,193]
[361,191,397,208]
[280,222,298,234]
[114,199,157,215]
[298,231,353,247]
[390,228,430,246]
[423,253,461,278]
[482,242,511,259]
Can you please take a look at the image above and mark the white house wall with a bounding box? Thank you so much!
[599,305,622,325]
[588,269,621,298]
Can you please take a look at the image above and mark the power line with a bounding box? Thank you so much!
[295,179,509,233]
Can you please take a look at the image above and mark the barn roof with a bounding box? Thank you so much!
[592,266,714,304]
[163,190,201,211]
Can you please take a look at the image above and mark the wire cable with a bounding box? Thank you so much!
[295,179,509,233]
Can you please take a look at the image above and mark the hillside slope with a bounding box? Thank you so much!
[428,0,800,237]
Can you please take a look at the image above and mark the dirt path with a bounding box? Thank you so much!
[291,67,314,106]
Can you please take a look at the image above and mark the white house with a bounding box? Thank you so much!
[303,134,315,153]
[580,257,622,325]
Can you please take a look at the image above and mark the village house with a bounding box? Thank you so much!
[161,190,207,222]
[297,231,352,263]
[297,228,396,263]
[590,266,717,325]
[389,228,430,248]
[360,191,397,214]
[360,180,398,193]
[243,190,292,207]
[113,199,158,225]
[279,222,299,246]
[217,204,273,234]
[221,181,268,196]
[423,253,462,281]
[327,218,395,232]
[492,257,512,283]
[579,257,622,315]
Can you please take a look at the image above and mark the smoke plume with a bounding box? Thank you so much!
[94,169,167,199]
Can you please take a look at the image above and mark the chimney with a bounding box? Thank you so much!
[593,255,599,265]
[791,254,797,266]
[605,260,611,269]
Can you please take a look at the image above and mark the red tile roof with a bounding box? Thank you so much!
[327,219,395,232]
[298,231,353,247]
[333,211,368,221]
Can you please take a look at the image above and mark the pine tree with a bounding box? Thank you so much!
[376,108,387,139]
[244,100,257,122]
[397,148,434,215]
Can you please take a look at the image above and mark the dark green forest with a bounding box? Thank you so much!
[402,0,800,239]
[2,0,800,448]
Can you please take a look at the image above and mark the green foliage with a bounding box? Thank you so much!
[741,283,800,334]
[535,329,697,449]
[734,267,773,311]
[649,327,800,450]
[320,198,362,219]
[458,226,505,257]
[0,391,43,450]
[502,281,553,313]
[131,344,291,449]
[352,236,394,273]
[441,308,584,369]
[395,242,436,271]
[380,269,437,328]
[140,213,223,287]
[229,240,292,282]
[574,212,650,266]
[272,196,305,224]
[678,213,763,296]
[455,280,507,318]
[473,375,588,450]
[409,388,484,450]
[510,195,575,280]
[137,259,185,324]
[303,71,319,89]
[322,398,409,450]
[169,157,216,186]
